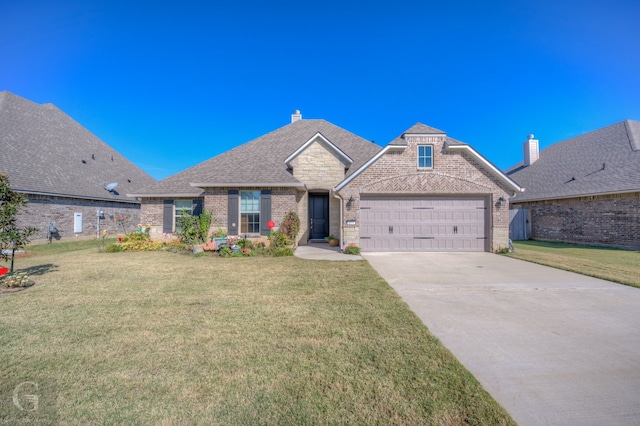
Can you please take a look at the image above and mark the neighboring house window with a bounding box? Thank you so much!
[417,145,433,169]
[174,200,192,232]
[240,191,260,233]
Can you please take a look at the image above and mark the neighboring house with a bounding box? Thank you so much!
[507,120,640,249]
[131,111,522,252]
[0,91,156,240]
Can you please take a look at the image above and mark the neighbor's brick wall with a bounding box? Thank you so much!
[513,192,640,249]
[18,194,141,241]
[338,135,513,251]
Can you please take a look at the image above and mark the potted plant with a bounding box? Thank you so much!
[325,234,339,247]
[210,228,227,249]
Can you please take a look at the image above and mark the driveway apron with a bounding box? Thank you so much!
[362,252,640,426]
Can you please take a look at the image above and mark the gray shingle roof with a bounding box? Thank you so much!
[0,91,156,202]
[507,119,640,202]
[131,119,382,197]
[389,122,447,146]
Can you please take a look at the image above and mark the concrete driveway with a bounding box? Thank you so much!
[362,252,640,426]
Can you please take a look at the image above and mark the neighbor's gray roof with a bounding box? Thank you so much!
[507,119,640,202]
[131,119,382,197]
[0,91,156,202]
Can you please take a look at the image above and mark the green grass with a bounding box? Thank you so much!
[1,241,514,425]
[507,240,640,288]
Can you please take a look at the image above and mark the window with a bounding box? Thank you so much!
[240,191,260,233]
[418,145,433,169]
[174,200,192,232]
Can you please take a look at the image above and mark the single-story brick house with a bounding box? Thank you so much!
[130,111,522,252]
[0,91,156,240]
[507,119,640,249]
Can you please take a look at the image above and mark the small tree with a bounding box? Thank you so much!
[0,174,38,272]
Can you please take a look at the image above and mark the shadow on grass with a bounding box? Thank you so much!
[19,263,58,276]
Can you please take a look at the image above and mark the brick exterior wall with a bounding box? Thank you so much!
[141,189,299,238]
[18,194,141,242]
[513,192,640,249]
[338,135,513,251]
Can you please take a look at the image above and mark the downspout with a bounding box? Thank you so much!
[331,189,344,250]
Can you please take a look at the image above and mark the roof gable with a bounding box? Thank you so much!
[508,119,640,202]
[284,132,353,168]
[131,119,381,196]
[337,124,522,193]
[0,91,156,202]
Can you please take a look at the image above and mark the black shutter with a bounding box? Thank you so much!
[193,199,203,216]
[163,200,173,233]
[228,190,239,235]
[260,190,272,235]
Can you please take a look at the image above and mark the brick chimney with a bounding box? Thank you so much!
[291,109,302,123]
[523,134,539,166]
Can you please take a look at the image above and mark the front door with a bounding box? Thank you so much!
[309,193,329,240]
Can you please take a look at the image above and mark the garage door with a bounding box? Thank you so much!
[359,196,488,252]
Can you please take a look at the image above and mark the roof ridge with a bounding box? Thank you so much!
[623,119,640,151]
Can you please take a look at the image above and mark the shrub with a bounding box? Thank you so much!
[121,240,164,251]
[269,230,291,248]
[219,246,233,258]
[279,211,300,242]
[177,210,213,244]
[238,238,253,249]
[268,246,294,257]
[123,231,150,242]
[343,244,361,255]
[163,241,190,253]
[105,243,124,252]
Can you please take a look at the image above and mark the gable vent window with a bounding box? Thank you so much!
[418,145,433,169]
[240,191,260,233]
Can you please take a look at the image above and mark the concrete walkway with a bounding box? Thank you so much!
[294,243,363,261]
[362,252,640,426]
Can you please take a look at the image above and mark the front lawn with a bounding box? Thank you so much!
[1,243,514,425]
[507,240,640,288]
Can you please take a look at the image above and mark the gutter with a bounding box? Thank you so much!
[511,188,640,204]
[189,182,306,189]
[18,189,140,204]
[126,192,203,198]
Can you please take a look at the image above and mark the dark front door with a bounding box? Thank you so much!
[309,193,329,240]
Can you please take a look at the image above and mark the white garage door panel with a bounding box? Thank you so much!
[360,196,487,252]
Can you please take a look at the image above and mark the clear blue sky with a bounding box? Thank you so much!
[2,0,639,180]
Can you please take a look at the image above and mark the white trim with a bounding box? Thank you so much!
[284,132,353,167]
[416,144,434,170]
[189,182,306,189]
[445,145,524,193]
[334,145,406,191]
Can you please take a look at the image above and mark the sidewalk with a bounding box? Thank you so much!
[294,243,363,261]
